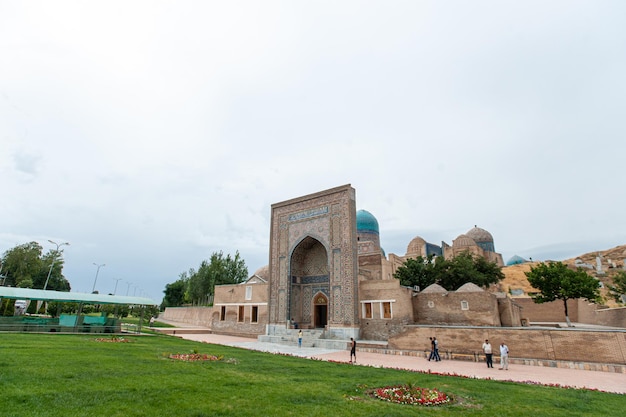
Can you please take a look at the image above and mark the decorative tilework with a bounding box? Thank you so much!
[333,249,341,283]
[288,206,329,221]
[278,290,285,321]
[333,286,342,323]
[303,286,312,322]
[268,185,358,327]
[332,211,341,247]
[279,221,288,256]
[300,275,330,284]
[279,257,287,287]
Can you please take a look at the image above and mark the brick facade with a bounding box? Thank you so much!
[268,185,359,334]
[389,326,626,365]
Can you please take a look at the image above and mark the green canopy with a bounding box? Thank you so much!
[0,287,158,306]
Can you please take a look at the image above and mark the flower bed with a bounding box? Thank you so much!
[168,353,224,362]
[94,336,131,343]
[371,384,451,406]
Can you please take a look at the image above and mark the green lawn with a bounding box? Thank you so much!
[0,333,622,417]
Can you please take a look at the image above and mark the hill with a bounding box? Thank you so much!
[500,244,626,307]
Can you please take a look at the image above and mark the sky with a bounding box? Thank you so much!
[2,1,625,303]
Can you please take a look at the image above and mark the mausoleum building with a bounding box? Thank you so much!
[208,184,519,342]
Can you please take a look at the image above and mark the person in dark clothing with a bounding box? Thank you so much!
[350,338,357,363]
[428,337,435,361]
[432,337,441,361]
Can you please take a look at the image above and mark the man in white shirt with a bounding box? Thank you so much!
[499,342,509,370]
[482,339,493,368]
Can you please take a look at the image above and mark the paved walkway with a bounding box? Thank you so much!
[157,323,626,394]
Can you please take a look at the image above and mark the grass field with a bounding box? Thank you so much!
[0,333,622,417]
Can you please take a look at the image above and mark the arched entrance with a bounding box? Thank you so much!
[313,293,328,328]
[289,236,329,328]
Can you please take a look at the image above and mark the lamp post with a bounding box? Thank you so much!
[44,240,70,290]
[92,263,105,293]
[126,281,132,296]
[113,278,122,295]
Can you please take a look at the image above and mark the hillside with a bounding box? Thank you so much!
[500,244,626,307]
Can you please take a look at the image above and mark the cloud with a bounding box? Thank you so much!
[1,1,625,301]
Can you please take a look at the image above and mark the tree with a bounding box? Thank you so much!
[393,252,504,291]
[607,271,626,304]
[0,242,71,291]
[175,251,248,306]
[1,242,44,288]
[394,255,437,290]
[525,261,601,326]
[162,276,189,309]
[436,252,504,290]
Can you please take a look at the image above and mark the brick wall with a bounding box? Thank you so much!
[389,326,626,365]
[414,292,501,326]
[161,306,213,327]
[515,297,580,322]
[577,305,626,328]
[358,279,414,339]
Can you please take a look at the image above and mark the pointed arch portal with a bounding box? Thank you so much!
[289,236,329,328]
[268,185,360,340]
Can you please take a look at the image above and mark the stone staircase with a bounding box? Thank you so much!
[258,327,350,350]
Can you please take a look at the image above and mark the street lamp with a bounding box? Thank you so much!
[113,278,122,295]
[44,240,70,290]
[92,263,105,293]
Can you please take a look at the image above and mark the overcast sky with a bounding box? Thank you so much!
[2,1,625,302]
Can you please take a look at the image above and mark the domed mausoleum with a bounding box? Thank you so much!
[506,255,528,266]
[356,210,381,252]
[466,226,495,252]
[200,185,517,345]
[442,226,504,267]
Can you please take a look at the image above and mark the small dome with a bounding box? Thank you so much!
[356,210,379,234]
[253,265,269,279]
[453,234,477,247]
[466,226,494,243]
[421,283,448,293]
[456,283,484,292]
[506,255,527,266]
[406,236,426,255]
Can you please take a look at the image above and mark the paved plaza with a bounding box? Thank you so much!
[159,322,626,394]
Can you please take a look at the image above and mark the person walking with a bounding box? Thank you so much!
[428,337,441,361]
[499,342,509,370]
[428,337,435,361]
[433,337,441,361]
[298,330,303,348]
[350,337,357,363]
[482,339,493,368]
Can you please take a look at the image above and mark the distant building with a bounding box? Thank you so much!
[506,255,528,266]
[208,185,520,341]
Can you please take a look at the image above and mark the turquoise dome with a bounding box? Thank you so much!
[356,210,379,234]
[506,255,527,266]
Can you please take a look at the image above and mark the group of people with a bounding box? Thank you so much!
[482,339,509,370]
[346,336,509,369]
[428,337,441,361]
[427,337,509,369]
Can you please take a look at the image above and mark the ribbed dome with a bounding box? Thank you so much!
[356,210,379,234]
[406,236,426,254]
[466,226,494,243]
[253,265,269,279]
[453,234,477,247]
[466,226,496,252]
